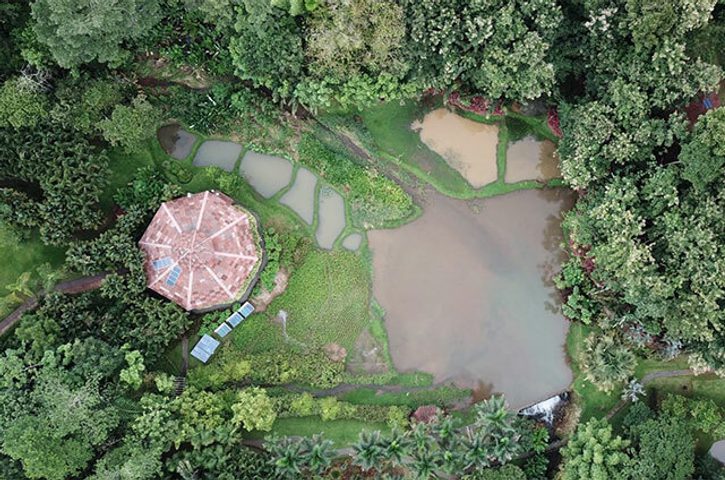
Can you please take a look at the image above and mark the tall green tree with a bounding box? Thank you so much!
[31,0,161,68]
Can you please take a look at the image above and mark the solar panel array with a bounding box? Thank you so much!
[190,334,221,363]
[191,302,256,364]
[152,257,172,270]
[214,323,232,338]
[239,302,255,317]
[227,312,243,328]
[166,265,182,286]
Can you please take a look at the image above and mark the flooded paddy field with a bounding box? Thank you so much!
[368,188,573,408]
[412,108,500,188]
[193,140,242,172]
[505,136,561,183]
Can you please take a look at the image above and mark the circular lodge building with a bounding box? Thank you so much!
[139,191,264,312]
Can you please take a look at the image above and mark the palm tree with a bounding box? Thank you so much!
[352,430,384,472]
[378,429,411,467]
[302,434,334,475]
[266,435,305,479]
[461,430,493,471]
[409,449,439,479]
[582,334,636,392]
[432,416,460,450]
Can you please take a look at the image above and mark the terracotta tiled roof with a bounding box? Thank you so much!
[139,191,263,311]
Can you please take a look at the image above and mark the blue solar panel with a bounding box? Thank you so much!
[190,334,220,363]
[214,323,232,337]
[227,312,243,327]
[166,265,182,286]
[239,302,255,318]
[704,97,713,109]
[152,257,172,270]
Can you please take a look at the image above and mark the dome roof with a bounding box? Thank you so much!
[139,191,264,311]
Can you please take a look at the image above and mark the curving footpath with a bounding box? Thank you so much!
[0,272,111,336]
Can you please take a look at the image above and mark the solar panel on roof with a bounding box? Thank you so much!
[166,265,182,286]
[239,302,255,317]
[227,312,243,327]
[214,323,232,337]
[152,257,172,270]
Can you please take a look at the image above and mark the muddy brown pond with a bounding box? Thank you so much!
[369,188,574,408]
[412,108,499,188]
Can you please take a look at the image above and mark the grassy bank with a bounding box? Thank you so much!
[333,99,561,201]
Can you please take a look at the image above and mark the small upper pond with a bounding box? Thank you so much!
[505,136,561,183]
[412,108,499,188]
[280,167,317,225]
[157,124,196,160]
[316,187,346,250]
[368,188,574,408]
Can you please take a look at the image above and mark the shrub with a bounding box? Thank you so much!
[247,350,344,389]
[297,134,414,226]
[290,392,315,416]
[99,95,161,152]
[154,373,174,395]
[319,397,343,421]
[386,406,409,429]
[232,387,277,432]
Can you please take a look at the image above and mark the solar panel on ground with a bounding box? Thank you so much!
[214,323,232,337]
[227,312,243,327]
[704,97,714,109]
[239,302,255,317]
[190,334,220,363]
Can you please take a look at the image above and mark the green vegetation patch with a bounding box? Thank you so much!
[264,249,372,352]
[248,416,390,447]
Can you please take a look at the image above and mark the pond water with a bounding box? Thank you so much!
[316,187,346,250]
[368,188,574,408]
[239,151,293,199]
[505,136,561,183]
[280,167,317,225]
[193,140,242,172]
[157,124,197,160]
[412,108,499,188]
[710,440,725,465]
[342,233,363,251]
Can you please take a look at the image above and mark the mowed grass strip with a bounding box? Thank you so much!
[247,416,389,447]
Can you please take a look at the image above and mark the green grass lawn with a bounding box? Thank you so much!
[247,416,389,447]
[340,385,471,408]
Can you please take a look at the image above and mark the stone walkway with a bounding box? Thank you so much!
[184,133,363,251]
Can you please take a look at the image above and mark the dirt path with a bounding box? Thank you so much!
[605,368,693,420]
[0,272,111,336]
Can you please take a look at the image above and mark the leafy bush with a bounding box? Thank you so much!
[99,94,161,152]
[232,387,277,432]
[156,85,234,134]
[319,397,343,421]
[297,134,414,226]
[246,350,345,389]
[289,392,315,416]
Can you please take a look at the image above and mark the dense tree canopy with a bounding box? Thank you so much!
[31,0,161,68]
